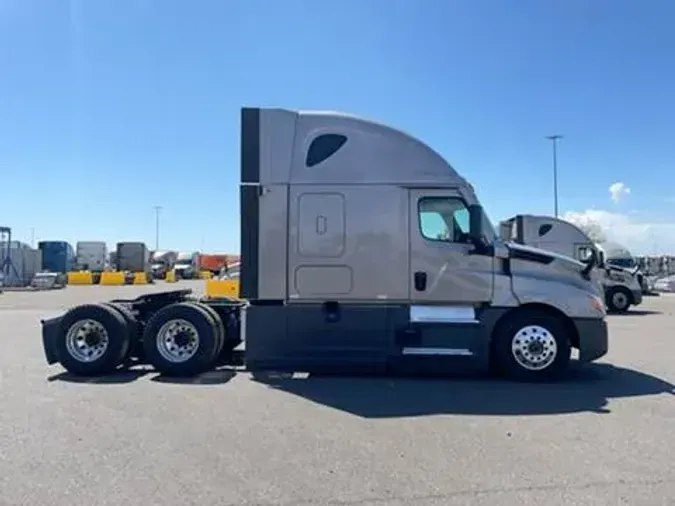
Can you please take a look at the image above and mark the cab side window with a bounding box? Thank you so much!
[418,197,470,243]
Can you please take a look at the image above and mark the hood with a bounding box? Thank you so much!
[507,242,586,269]
[607,264,640,276]
[174,263,192,270]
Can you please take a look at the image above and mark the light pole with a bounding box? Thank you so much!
[545,135,563,217]
[153,206,162,250]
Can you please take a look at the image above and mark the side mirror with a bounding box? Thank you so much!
[468,204,484,245]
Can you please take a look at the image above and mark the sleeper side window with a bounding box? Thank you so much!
[418,197,471,243]
[306,134,348,167]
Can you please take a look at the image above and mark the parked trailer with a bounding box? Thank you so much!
[38,241,75,273]
[116,242,151,275]
[76,241,108,272]
[40,107,608,383]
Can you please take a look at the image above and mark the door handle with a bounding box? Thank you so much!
[414,271,427,291]
[316,215,327,235]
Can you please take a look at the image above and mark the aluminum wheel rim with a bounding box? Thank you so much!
[156,319,200,363]
[65,319,110,363]
[612,292,628,309]
[511,325,557,371]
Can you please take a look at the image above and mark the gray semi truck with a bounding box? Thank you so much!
[500,214,643,313]
[39,107,608,382]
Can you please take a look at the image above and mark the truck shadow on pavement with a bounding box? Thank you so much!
[47,367,237,386]
[263,362,675,417]
[610,309,662,316]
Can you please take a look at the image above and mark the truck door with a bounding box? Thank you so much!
[409,189,494,304]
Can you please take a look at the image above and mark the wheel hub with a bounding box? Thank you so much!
[65,319,110,363]
[156,319,200,363]
[511,325,558,371]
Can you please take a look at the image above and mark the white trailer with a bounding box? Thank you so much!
[76,242,108,272]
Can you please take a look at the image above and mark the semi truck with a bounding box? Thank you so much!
[150,250,178,279]
[173,251,200,279]
[39,107,608,383]
[499,214,642,313]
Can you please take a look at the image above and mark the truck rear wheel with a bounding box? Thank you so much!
[183,302,225,361]
[101,302,139,361]
[491,310,571,382]
[142,302,220,377]
[606,286,632,313]
[56,304,130,376]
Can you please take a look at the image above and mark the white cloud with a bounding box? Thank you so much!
[563,209,675,255]
[609,182,631,203]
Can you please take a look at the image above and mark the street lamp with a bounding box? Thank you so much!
[153,206,162,250]
[545,135,563,217]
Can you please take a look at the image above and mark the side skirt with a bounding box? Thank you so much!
[243,302,508,377]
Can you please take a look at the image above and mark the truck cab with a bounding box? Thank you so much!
[174,251,200,279]
[499,214,643,313]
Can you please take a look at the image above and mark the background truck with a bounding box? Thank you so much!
[173,251,200,279]
[40,106,608,383]
[76,241,108,272]
[499,214,643,313]
[150,250,178,279]
[116,242,151,275]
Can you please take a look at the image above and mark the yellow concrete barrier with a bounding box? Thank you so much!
[67,271,94,285]
[100,271,126,286]
[199,270,213,280]
[133,272,149,285]
[205,279,240,299]
[165,271,177,283]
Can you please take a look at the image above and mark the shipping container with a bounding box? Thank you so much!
[76,241,108,272]
[38,241,75,273]
[0,241,43,286]
[199,254,229,274]
[116,242,151,273]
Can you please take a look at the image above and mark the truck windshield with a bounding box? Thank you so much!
[608,258,635,269]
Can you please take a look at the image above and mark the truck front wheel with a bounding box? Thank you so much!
[606,287,632,313]
[491,311,571,382]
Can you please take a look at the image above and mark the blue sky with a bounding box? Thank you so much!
[1,0,674,254]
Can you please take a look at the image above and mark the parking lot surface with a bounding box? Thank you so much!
[1,283,674,506]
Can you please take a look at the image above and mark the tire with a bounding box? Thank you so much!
[183,302,225,361]
[491,310,571,382]
[606,286,632,313]
[101,302,139,360]
[142,302,220,377]
[56,303,130,376]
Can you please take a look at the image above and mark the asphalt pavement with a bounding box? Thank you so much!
[1,282,674,506]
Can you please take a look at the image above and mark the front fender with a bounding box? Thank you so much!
[41,316,62,365]
[512,276,605,319]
